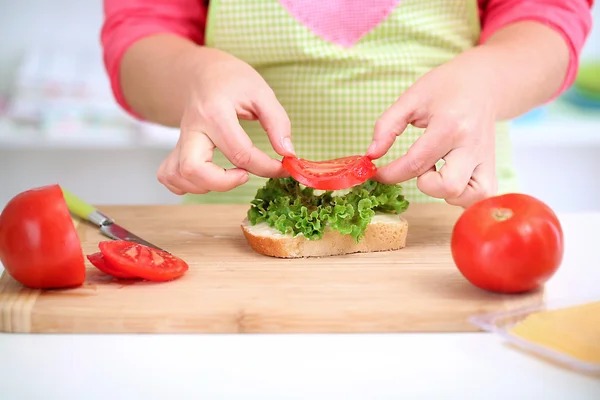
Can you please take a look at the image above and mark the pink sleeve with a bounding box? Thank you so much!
[477,0,594,100]
[101,0,208,118]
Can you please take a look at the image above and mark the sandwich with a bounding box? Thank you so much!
[240,155,410,258]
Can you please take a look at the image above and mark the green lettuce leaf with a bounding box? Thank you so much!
[247,178,409,242]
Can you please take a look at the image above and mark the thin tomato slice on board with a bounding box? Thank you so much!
[98,241,189,282]
[282,155,377,190]
[86,252,140,280]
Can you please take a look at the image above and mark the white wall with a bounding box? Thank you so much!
[0,147,180,205]
[0,0,104,94]
[0,0,182,206]
[0,0,599,212]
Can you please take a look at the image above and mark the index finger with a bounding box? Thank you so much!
[367,86,426,160]
[374,117,453,184]
[206,106,288,178]
[253,90,295,157]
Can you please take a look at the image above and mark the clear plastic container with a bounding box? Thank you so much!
[469,297,600,375]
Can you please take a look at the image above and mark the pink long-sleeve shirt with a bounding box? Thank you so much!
[101,0,594,118]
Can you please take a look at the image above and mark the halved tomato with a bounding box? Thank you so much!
[282,155,377,190]
[98,241,189,282]
[0,184,86,289]
[86,252,139,280]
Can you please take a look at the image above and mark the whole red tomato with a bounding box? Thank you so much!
[0,184,86,289]
[451,193,564,294]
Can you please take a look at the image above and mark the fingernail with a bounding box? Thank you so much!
[240,173,249,184]
[281,137,295,155]
[366,141,377,156]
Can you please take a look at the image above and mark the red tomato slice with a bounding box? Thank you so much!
[98,241,189,282]
[0,184,86,289]
[282,155,377,190]
[86,252,139,280]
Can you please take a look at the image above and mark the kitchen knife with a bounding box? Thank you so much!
[61,188,166,252]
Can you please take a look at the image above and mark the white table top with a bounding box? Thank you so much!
[1,212,599,399]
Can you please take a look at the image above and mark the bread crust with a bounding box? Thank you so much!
[240,215,408,258]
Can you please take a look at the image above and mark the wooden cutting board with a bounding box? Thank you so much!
[0,203,544,334]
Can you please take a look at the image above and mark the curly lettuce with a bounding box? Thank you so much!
[247,178,409,242]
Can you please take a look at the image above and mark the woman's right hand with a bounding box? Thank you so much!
[157,48,295,196]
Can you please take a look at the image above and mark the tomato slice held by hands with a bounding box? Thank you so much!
[86,252,139,280]
[451,193,564,294]
[98,241,189,282]
[282,155,377,190]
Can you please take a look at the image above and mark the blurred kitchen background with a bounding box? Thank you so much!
[0,0,599,211]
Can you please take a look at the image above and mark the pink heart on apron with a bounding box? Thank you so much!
[279,0,402,47]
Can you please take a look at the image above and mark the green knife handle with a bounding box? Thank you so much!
[61,188,114,227]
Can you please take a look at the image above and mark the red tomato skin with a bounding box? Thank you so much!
[282,155,377,190]
[451,193,564,294]
[86,252,139,280]
[98,241,188,282]
[0,185,86,289]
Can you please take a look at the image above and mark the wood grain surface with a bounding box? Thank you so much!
[0,203,544,333]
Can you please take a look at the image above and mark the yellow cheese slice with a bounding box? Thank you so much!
[508,301,600,364]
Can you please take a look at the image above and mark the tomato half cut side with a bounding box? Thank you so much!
[282,155,377,190]
[86,252,139,279]
[98,241,189,282]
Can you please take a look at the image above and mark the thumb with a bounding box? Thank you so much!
[367,91,419,160]
[253,90,295,157]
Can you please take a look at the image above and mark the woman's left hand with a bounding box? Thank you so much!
[366,48,500,208]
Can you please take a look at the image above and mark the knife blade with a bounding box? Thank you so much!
[61,188,167,252]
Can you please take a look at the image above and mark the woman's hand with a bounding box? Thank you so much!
[157,48,295,195]
[367,48,499,208]
[367,21,571,208]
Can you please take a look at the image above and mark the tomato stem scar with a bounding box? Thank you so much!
[492,208,513,221]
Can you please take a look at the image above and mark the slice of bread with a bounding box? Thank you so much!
[240,213,409,258]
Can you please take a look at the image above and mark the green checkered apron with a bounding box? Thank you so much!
[183,0,518,204]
